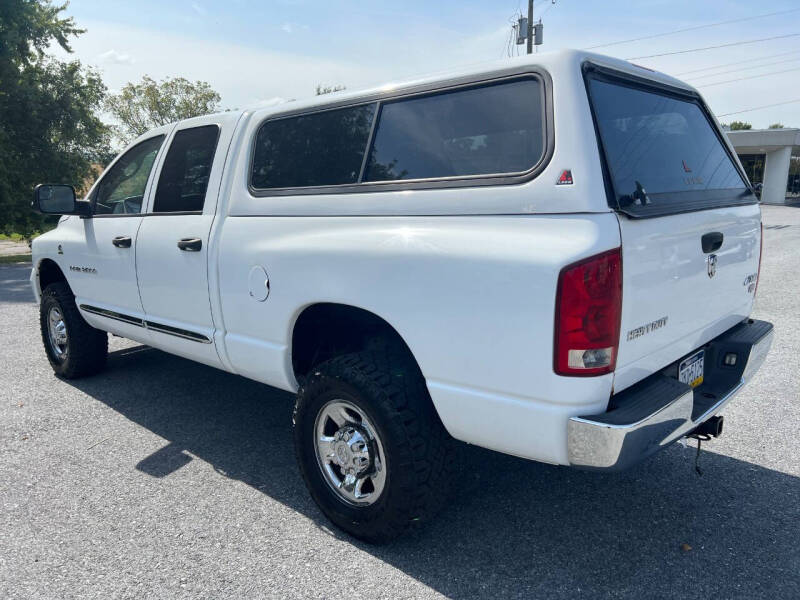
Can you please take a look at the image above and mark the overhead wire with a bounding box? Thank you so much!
[716,98,800,117]
[674,50,798,76]
[538,0,558,19]
[697,66,800,87]
[625,33,800,60]
[684,57,800,81]
[584,7,800,50]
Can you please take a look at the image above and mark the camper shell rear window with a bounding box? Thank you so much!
[584,65,756,218]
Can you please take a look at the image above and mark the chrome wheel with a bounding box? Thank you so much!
[314,400,387,506]
[47,306,68,360]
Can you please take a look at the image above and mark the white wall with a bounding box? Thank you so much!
[762,146,792,205]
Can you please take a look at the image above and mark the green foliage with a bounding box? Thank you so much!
[105,75,222,142]
[0,254,33,264]
[768,123,785,129]
[316,84,346,95]
[0,0,111,236]
[0,0,84,62]
[729,121,752,131]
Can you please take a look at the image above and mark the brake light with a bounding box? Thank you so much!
[554,248,622,376]
[755,222,763,298]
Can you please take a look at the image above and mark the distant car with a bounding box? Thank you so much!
[29,50,773,543]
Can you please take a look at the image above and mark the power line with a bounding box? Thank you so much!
[538,0,558,19]
[697,66,800,88]
[626,33,800,60]
[684,57,800,81]
[716,98,800,117]
[674,50,798,76]
[584,7,800,50]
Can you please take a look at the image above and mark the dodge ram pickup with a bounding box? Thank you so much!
[30,50,774,542]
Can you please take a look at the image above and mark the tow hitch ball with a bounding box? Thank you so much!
[687,416,724,476]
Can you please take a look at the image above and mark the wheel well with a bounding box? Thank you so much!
[38,259,68,294]
[291,303,421,379]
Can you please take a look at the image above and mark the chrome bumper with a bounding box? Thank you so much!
[568,319,774,471]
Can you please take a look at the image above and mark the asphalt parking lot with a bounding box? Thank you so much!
[1,206,798,599]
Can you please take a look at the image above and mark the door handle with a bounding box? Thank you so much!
[701,232,724,253]
[112,236,132,248]
[177,237,202,252]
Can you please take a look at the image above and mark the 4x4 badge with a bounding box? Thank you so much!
[707,254,717,278]
[556,169,573,185]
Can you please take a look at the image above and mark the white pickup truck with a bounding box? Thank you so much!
[31,50,773,542]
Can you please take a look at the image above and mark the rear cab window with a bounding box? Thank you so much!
[153,125,220,213]
[585,65,756,218]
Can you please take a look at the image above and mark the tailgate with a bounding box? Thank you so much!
[615,205,760,391]
[584,65,761,392]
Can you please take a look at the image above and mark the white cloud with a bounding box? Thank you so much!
[190,3,207,16]
[97,49,135,65]
[281,23,294,34]
[59,21,383,111]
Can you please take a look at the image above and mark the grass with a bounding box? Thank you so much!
[0,254,32,264]
[0,233,26,242]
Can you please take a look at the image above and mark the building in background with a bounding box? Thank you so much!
[726,128,800,205]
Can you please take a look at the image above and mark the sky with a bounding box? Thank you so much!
[55,0,800,128]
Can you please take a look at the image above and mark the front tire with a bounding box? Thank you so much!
[40,282,108,378]
[293,350,454,543]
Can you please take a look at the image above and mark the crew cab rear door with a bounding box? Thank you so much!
[584,66,762,393]
[135,112,239,367]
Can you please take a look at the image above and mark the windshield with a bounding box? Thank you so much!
[586,72,754,217]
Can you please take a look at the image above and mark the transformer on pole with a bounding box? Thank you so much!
[515,0,547,54]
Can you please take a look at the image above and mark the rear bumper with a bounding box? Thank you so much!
[567,319,774,470]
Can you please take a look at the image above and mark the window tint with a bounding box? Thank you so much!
[92,136,164,214]
[364,79,544,182]
[587,77,751,216]
[153,125,220,213]
[251,104,376,189]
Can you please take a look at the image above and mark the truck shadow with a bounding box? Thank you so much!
[67,345,800,598]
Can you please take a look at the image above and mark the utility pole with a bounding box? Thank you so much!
[526,0,534,54]
[515,0,546,54]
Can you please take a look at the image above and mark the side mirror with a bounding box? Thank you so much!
[33,184,91,216]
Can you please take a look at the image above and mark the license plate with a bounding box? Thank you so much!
[679,349,705,388]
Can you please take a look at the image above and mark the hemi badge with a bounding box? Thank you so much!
[556,169,573,185]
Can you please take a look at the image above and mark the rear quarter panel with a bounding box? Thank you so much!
[217,213,621,464]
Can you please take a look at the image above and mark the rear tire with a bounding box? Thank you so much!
[40,282,108,378]
[293,350,455,543]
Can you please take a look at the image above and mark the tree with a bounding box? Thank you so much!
[768,123,785,129]
[729,121,752,131]
[0,0,111,236]
[316,84,346,95]
[105,76,222,142]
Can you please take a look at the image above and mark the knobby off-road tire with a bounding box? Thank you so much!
[293,350,455,543]
[40,282,108,378]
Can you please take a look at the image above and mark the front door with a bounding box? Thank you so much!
[135,117,235,367]
[72,133,167,342]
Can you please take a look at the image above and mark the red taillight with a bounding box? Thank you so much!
[554,248,622,376]
[755,222,763,298]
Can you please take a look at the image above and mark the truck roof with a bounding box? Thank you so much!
[155,49,696,136]
[239,48,696,122]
